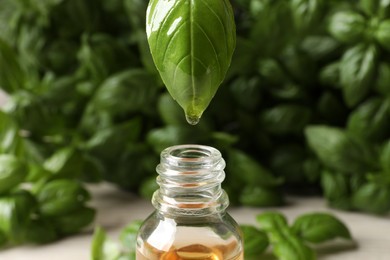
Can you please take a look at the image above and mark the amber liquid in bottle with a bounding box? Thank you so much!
[136,241,243,260]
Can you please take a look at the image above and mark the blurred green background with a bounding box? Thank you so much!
[0,0,389,247]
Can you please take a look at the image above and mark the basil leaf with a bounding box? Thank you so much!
[305,126,377,174]
[292,213,351,243]
[157,93,187,125]
[0,38,25,93]
[250,0,292,56]
[0,155,27,195]
[257,212,316,260]
[347,97,390,142]
[227,149,284,187]
[146,0,236,124]
[53,206,95,235]
[376,20,390,51]
[352,182,390,214]
[0,230,6,247]
[340,44,378,107]
[321,170,351,210]
[240,225,269,257]
[291,0,325,33]
[381,140,390,173]
[375,62,390,95]
[328,11,367,44]
[139,177,158,199]
[230,76,261,111]
[319,62,340,88]
[240,186,284,207]
[24,218,57,244]
[360,0,390,18]
[300,36,340,61]
[37,179,90,217]
[91,227,107,260]
[0,191,37,243]
[260,105,312,135]
[43,147,83,179]
[317,92,347,125]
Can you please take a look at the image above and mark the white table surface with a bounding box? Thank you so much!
[0,183,389,260]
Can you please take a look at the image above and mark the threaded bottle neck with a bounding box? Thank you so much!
[152,145,229,216]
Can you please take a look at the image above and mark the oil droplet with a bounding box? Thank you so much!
[185,114,200,125]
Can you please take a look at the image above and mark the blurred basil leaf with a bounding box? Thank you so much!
[0,191,37,243]
[157,93,186,126]
[292,213,351,243]
[291,0,325,34]
[340,44,378,107]
[375,62,390,95]
[37,179,90,217]
[0,155,27,194]
[376,20,390,51]
[0,38,25,93]
[53,206,95,235]
[227,149,283,187]
[24,218,57,244]
[250,0,292,56]
[305,126,377,174]
[321,170,351,210]
[381,140,390,173]
[319,62,340,88]
[77,34,138,83]
[347,97,390,142]
[360,0,390,18]
[241,225,269,257]
[260,105,312,135]
[230,76,261,111]
[352,182,390,214]
[43,147,83,179]
[317,92,347,125]
[328,11,367,44]
[139,177,158,200]
[300,36,340,61]
[146,0,236,122]
[240,186,284,207]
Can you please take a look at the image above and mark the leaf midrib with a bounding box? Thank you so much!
[190,0,195,108]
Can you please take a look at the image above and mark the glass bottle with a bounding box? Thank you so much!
[136,144,243,260]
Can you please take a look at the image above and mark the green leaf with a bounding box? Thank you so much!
[360,0,390,18]
[376,20,390,51]
[240,225,269,256]
[0,38,25,93]
[352,182,390,214]
[230,76,261,111]
[24,218,57,244]
[321,170,351,210]
[240,186,284,207]
[347,97,390,142]
[250,0,292,57]
[37,179,90,217]
[53,207,95,235]
[146,0,236,123]
[292,213,351,243]
[91,227,106,260]
[300,36,340,61]
[381,140,390,173]
[157,93,187,125]
[260,105,312,135]
[43,147,83,179]
[0,155,27,194]
[317,92,347,125]
[0,229,6,247]
[340,44,378,107]
[291,0,325,33]
[0,191,37,243]
[227,149,283,187]
[328,11,367,44]
[319,62,340,88]
[375,62,390,95]
[257,212,316,260]
[305,126,377,174]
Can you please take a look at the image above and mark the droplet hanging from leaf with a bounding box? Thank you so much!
[146,0,236,124]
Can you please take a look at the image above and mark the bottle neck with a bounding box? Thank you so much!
[152,145,229,217]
